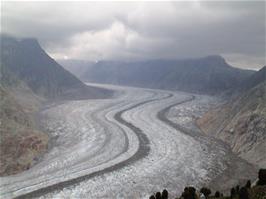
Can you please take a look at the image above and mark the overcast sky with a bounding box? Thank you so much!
[1,1,265,70]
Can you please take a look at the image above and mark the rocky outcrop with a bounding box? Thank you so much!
[197,82,266,167]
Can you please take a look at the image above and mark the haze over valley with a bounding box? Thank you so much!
[0,1,265,199]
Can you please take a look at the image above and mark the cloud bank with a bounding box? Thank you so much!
[2,1,265,69]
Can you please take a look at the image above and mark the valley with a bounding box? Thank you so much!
[0,84,256,199]
[1,2,265,198]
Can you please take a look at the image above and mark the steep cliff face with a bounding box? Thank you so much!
[197,81,266,167]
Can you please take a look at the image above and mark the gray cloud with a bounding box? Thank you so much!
[1,1,265,69]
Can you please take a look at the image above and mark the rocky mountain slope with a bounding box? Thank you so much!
[239,66,266,91]
[1,35,112,99]
[58,59,95,79]
[197,67,266,167]
[79,55,254,94]
[0,86,48,176]
[0,35,113,176]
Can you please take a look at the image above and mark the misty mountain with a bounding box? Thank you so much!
[58,59,95,78]
[197,68,266,167]
[80,55,254,94]
[0,35,111,99]
[239,66,266,91]
[0,35,113,175]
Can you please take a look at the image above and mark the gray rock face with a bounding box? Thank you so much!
[197,81,266,167]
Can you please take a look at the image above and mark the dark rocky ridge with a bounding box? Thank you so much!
[0,35,112,99]
[239,66,266,91]
[79,55,254,94]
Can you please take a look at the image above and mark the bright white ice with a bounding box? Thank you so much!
[0,84,228,199]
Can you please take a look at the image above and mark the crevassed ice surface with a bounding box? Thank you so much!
[0,84,228,199]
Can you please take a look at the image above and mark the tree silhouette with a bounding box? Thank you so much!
[200,187,211,198]
[214,191,220,198]
[162,189,168,199]
[239,187,249,199]
[230,187,236,199]
[149,195,156,199]
[235,185,240,194]
[155,192,162,199]
[257,169,266,185]
[245,180,251,188]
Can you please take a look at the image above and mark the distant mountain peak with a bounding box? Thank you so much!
[81,55,253,94]
[260,65,266,71]
[239,64,266,91]
[205,54,225,60]
[19,38,41,48]
[1,35,112,99]
[202,55,228,67]
[1,35,41,50]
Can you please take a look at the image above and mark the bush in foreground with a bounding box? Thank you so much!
[148,169,266,199]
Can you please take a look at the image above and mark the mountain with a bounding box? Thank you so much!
[0,35,113,176]
[0,35,112,99]
[58,59,95,78]
[0,86,48,176]
[197,68,266,167]
[80,55,254,94]
[239,66,266,91]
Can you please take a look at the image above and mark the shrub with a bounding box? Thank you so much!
[155,192,162,199]
[239,187,249,199]
[150,195,156,199]
[162,189,168,199]
[250,185,266,199]
[236,185,240,194]
[214,191,220,198]
[246,180,251,189]
[257,169,266,186]
[200,187,211,198]
[230,187,236,199]
[182,187,195,199]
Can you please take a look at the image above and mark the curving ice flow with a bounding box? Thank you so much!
[0,84,229,199]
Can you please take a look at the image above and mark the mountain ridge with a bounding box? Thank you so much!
[0,35,113,176]
[197,67,266,167]
[73,55,254,94]
[0,35,112,99]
